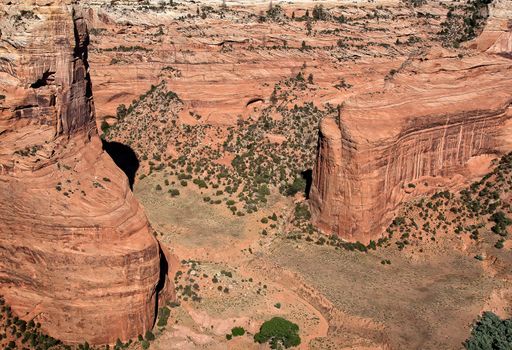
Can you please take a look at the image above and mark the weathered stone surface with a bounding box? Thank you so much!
[0,1,168,344]
[310,51,512,243]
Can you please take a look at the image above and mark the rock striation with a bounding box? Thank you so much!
[310,52,512,243]
[0,1,167,344]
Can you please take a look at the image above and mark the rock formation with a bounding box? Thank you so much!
[309,50,512,243]
[76,0,454,124]
[0,1,168,344]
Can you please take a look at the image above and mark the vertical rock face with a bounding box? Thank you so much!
[310,54,512,243]
[0,1,164,344]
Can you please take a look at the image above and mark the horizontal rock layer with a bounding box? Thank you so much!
[0,1,165,344]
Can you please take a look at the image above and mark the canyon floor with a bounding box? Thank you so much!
[130,157,511,350]
[90,0,512,349]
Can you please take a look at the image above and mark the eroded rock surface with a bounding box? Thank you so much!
[310,50,512,243]
[0,1,166,344]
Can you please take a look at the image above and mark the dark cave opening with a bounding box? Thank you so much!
[101,139,139,190]
[30,71,55,89]
[302,169,313,199]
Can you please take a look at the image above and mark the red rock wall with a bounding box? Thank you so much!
[0,1,167,344]
[310,58,512,243]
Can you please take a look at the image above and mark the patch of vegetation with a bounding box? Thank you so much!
[156,306,170,327]
[404,0,427,7]
[334,78,352,90]
[265,3,286,22]
[439,0,494,47]
[386,152,512,251]
[254,317,301,349]
[0,295,137,350]
[173,260,203,302]
[464,312,512,350]
[104,45,152,52]
[226,326,246,340]
[106,73,335,216]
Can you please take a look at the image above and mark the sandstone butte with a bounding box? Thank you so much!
[310,0,512,243]
[0,1,171,344]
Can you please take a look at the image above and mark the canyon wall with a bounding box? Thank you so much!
[310,54,512,243]
[0,1,167,344]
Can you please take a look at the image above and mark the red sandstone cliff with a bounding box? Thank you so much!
[310,52,512,243]
[0,1,167,344]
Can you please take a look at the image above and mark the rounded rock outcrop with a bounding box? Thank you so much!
[0,1,167,344]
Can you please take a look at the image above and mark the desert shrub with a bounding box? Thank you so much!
[284,177,306,196]
[221,270,233,278]
[231,326,245,337]
[145,330,155,341]
[490,211,511,236]
[157,306,170,327]
[193,178,208,188]
[254,317,301,349]
[406,0,426,7]
[168,188,180,196]
[312,5,328,20]
[495,239,504,249]
[294,203,311,221]
[100,120,111,135]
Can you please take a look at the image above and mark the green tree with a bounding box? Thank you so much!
[253,317,301,349]
[464,312,512,350]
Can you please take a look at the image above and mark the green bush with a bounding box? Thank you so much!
[101,120,111,135]
[157,306,170,327]
[145,330,155,341]
[168,188,180,196]
[285,177,306,196]
[495,239,505,249]
[294,203,311,221]
[464,312,512,349]
[231,326,245,337]
[254,317,301,348]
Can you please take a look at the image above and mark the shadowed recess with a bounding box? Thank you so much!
[101,139,139,189]
[302,169,313,199]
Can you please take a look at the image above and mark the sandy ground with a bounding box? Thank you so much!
[133,171,511,350]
